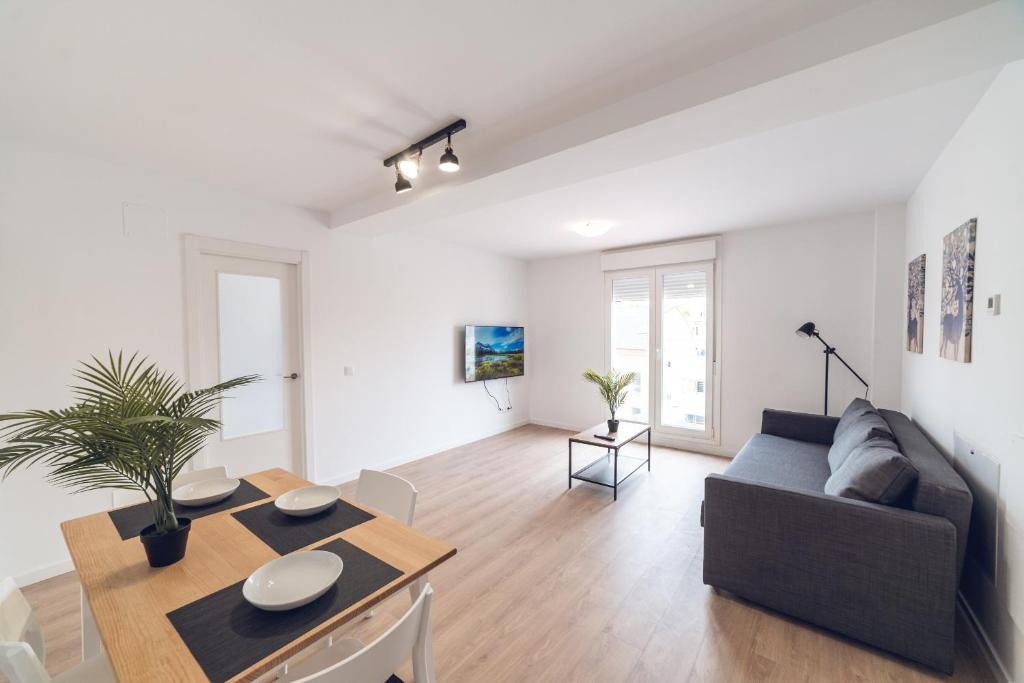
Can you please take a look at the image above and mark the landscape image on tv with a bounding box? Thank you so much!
[465,325,524,382]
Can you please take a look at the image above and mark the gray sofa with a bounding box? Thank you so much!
[702,405,972,673]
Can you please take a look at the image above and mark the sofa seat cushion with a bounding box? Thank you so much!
[825,438,918,503]
[726,434,831,492]
[827,411,895,472]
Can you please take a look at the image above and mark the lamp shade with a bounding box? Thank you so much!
[795,321,817,338]
[394,173,412,193]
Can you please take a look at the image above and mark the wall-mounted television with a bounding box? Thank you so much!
[464,325,524,382]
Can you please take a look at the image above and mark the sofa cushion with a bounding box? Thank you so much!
[833,397,875,442]
[827,411,895,472]
[725,434,831,492]
[878,409,973,576]
[825,438,918,503]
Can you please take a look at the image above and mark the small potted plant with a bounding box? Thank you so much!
[0,352,256,567]
[582,368,638,434]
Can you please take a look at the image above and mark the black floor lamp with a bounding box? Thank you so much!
[795,322,869,415]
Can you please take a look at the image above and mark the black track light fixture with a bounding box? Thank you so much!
[383,119,466,191]
[439,133,460,173]
[394,166,412,194]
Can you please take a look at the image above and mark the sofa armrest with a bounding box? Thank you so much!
[703,474,957,672]
[761,409,839,444]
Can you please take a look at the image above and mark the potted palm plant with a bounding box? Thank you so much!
[0,352,257,567]
[582,368,638,434]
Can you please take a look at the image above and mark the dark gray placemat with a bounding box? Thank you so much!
[107,479,270,540]
[166,537,404,683]
[231,498,375,555]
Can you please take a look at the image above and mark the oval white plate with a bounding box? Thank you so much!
[275,485,338,517]
[243,550,343,611]
[171,478,241,507]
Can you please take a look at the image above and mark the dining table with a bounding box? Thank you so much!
[60,468,457,682]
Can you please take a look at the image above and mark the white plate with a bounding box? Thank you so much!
[171,478,241,507]
[243,550,344,611]
[275,485,339,517]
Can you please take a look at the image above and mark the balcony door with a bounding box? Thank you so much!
[606,262,715,444]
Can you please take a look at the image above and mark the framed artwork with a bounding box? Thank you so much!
[906,254,925,353]
[939,219,977,362]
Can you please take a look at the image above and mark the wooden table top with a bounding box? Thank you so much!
[61,468,457,683]
[568,421,651,449]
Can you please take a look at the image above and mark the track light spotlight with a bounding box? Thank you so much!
[397,150,421,179]
[394,167,412,194]
[383,119,466,192]
[439,134,460,173]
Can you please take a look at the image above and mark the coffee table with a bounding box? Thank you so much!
[568,421,651,500]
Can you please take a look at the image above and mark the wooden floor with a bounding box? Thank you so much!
[20,424,995,682]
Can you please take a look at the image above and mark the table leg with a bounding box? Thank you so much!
[613,447,619,501]
[81,587,102,660]
[648,429,651,471]
[568,440,572,489]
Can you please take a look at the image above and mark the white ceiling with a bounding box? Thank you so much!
[2,0,1021,262]
[415,69,999,259]
[0,0,929,212]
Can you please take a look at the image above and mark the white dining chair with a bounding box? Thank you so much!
[281,583,435,683]
[356,469,417,526]
[354,470,422,618]
[0,577,115,683]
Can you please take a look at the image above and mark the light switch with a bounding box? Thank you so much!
[987,294,1001,315]
[344,366,354,376]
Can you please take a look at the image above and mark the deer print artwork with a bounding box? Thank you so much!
[939,219,977,363]
[907,254,925,353]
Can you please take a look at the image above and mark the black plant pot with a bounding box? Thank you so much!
[607,419,620,434]
[140,517,191,567]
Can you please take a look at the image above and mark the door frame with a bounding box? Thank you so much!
[604,260,722,452]
[183,234,314,479]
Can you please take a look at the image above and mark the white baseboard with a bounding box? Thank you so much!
[528,419,735,459]
[528,418,583,432]
[317,419,531,487]
[958,591,1013,683]
[16,559,75,587]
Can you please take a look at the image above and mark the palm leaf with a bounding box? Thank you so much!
[0,351,258,534]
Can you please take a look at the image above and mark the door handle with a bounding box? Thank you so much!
[283,373,299,380]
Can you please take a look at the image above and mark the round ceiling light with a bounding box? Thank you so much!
[570,220,612,237]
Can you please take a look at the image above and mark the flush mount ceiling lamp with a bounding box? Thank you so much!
[570,220,612,237]
[384,118,466,192]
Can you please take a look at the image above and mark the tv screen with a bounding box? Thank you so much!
[465,325,524,382]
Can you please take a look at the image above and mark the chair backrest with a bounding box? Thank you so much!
[356,470,417,526]
[0,577,50,683]
[292,584,433,683]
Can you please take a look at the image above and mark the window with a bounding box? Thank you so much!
[606,261,715,441]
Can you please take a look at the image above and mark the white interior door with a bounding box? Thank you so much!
[196,253,302,476]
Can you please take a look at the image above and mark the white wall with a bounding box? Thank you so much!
[0,140,528,583]
[314,230,529,485]
[903,60,1024,682]
[528,212,888,455]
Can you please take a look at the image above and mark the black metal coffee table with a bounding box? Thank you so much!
[568,421,651,500]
